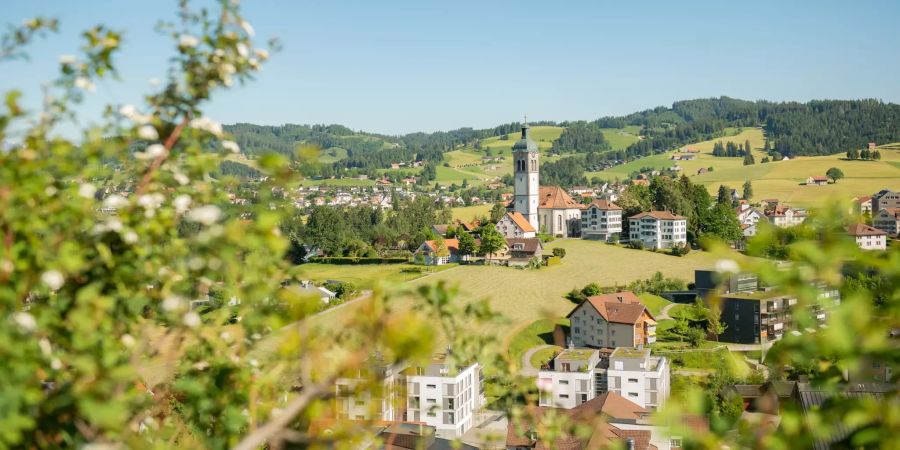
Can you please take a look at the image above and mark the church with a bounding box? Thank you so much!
[510,123,583,237]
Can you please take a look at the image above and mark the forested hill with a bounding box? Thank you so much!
[225,98,900,174]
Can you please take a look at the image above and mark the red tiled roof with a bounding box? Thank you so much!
[506,211,536,233]
[568,291,655,325]
[810,176,829,182]
[629,211,687,220]
[846,223,886,237]
[879,208,900,219]
[539,186,581,209]
[422,239,459,253]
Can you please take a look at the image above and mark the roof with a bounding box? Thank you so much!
[512,125,539,152]
[629,210,687,220]
[585,199,622,211]
[539,186,581,209]
[810,176,829,182]
[796,382,896,450]
[506,238,543,254]
[846,223,886,237]
[505,211,537,233]
[878,207,900,219]
[855,195,872,203]
[506,393,652,450]
[568,291,654,325]
[431,224,449,235]
[421,239,459,253]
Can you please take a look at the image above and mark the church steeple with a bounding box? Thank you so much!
[512,116,539,230]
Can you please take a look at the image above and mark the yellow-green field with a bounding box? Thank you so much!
[588,130,900,207]
[451,204,493,222]
[308,239,723,344]
[292,263,457,290]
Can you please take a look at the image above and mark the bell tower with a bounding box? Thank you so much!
[512,119,539,231]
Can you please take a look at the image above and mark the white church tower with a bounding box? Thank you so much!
[513,121,540,231]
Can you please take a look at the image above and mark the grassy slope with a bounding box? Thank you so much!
[639,293,672,317]
[451,204,493,222]
[292,263,457,290]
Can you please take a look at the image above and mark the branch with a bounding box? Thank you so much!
[135,117,189,196]
[232,381,332,450]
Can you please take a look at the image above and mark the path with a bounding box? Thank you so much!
[520,344,554,376]
[656,302,679,320]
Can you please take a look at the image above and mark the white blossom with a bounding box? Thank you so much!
[239,20,255,37]
[119,104,137,117]
[183,312,201,328]
[45,186,58,196]
[137,125,159,140]
[714,258,740,274]
[145,144,166,158]
[138,193,165,211]
[222,140,240,153]
[59,54,77,64]
[105,218,123,232]
[179,34,199,48]
[39,338,52,355]
[186,205,221,225]
[78,183,97,199]
[51,358,63,370]
[120,334,136,347]
[103,194,129,209]
[236,43,249,58]
[254,48,269,60]
[41,270,65,291]
[173,172,190,186]
[189,117,223,137]
[74,77,96,92]
[173,194,192,213]
[162,295,184,312]
[123,230,139,244]
[12,312,37,332]
[1,259,13,274]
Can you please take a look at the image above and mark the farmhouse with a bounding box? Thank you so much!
[805,176,829,186]
[580,199,623,242]
[496,211,537,239]
[628,211,688,249]
[846,223,887,250]
[765,205,806,228]
[567,291,657,348]
[873,208,900,237]
[854,195,873,214]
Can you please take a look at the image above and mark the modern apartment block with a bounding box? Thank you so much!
[335,360,405,422]
[627,211,687,249]
[716,291,831,344]
[694,269,760,299]
[606,348,671,411]
[537,347,670,411]
[872,189,900,214]
[580,199,623,242]
[404,353,484,438]
[873,208,900,237]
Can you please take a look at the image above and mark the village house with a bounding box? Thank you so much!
[567,291,657,348]
[496,211,537,239]
[508,392,667,450]
[628,211,688,249]
[736,204,764,237]
[414,239,460,265]
[580,199,623,242]
[805,175,829,186]
[696,167,709,175]
[846,223,887,250]
[765,204,807,228]
[536,347,670,412]
[873,208,900,237]
[431,224,450,237]
[569,186,594,195]
[854,195,873,214]
[504,238,543,266]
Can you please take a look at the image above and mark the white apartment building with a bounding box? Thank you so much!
[580,199,623,242]
[405,354,483,438]
[537,347,670,411]
[628,211,688,249]
[335,361,404,422]
[846,223,887,250]
[765,206,806,228]
[606,347,670,411]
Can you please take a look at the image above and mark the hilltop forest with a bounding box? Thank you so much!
[225,98,900,179]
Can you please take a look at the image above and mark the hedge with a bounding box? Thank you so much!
[308,257,409,265]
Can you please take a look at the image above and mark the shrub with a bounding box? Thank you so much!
[552,247,567,258]
[627,240,644,250]
[669,243,690,257]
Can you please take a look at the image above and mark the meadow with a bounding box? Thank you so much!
[451,204,493,222]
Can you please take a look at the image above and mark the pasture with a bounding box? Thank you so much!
[451,204,493,222]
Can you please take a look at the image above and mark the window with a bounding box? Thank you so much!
[628,378,638,383]
[628,392,638,397]
[427,398,436,404]
[355,400,365,406]
[426,384,436,389]
[427,412,436,417]
[560,380,569,385]
[671,438,683,448]
[560,394,569,398]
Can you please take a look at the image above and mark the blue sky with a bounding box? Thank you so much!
[2,0,899,135]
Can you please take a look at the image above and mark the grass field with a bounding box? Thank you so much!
[530,345,562,369]
[291,263,457,290]
[405,239,721,345]
[507,318,568,365]
[298,178,376,187]
[451,204,493,222]
[601,126,642,150]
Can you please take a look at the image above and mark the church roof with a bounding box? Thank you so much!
[539,186,581,210]
[505,212,536,233]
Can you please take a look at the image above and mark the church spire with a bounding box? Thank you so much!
[521,114,530,139]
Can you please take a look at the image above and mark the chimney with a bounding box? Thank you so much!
[617,295,624,303]
[626,437,635,450]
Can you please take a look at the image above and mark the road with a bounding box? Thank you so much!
[656,302,679,320]
[520,344,555,376]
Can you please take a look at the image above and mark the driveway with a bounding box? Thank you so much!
[656,302,679,320]
[520,344,555,376]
